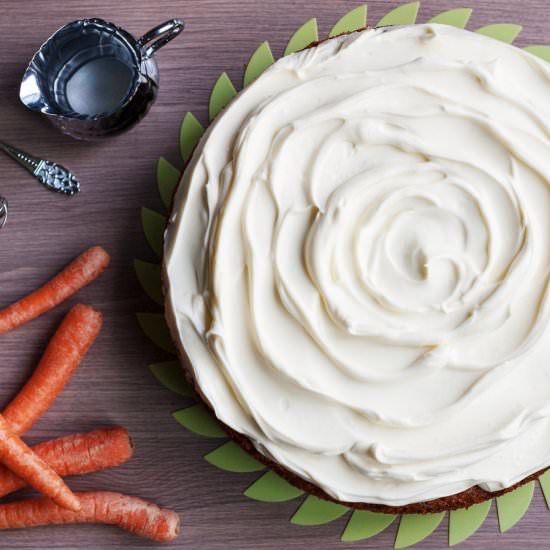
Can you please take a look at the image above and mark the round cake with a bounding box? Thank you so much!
[164,23,550,512]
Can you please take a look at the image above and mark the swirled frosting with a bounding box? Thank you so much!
[164,24,550,505]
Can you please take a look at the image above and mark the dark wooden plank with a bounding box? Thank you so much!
[0,0,549,547]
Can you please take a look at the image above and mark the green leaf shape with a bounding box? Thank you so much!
[329,5,367,38]
[204,441,264,473]
[496,481,534,532]
[243,42,275,87]
[173,404,226,438]
[476,24,522,43]
[341,510,396,542]
[427,8,472,28]
[209,72,237,121]
[136,312,176,354]
[539,470,550,508]
[284,18,319,56]
[376,1,419,27]
[394,512,445,549]
[134,259,162,305]
[524,45,550,63]
[141,207,165,258]
[180,112,204,163]
[449,500,492,546]
[244,470,304,502]
[149,360,193,396]
[291,496,348,526]
[157,157,180,210]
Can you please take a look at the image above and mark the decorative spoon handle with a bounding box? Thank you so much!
[0,141,80,196]
[0,197,7,229]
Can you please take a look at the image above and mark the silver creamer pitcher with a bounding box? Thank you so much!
[19,18,184,140]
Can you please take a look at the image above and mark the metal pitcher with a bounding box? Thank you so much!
[19,18,184,140]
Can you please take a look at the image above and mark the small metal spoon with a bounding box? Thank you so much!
[0,141,80,195]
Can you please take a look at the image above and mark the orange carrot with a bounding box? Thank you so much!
[0,492,180,542]
[0,427,133,498]
[0,246,109,334]
[3,304,103,435]
[0,414,80,511]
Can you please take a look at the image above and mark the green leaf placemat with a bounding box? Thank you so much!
[173,404,226,438]
[448,500,492,546]
[395,513,445,549]
[204,441,264,473]
[243,42,275,86]
[245,471,304,503]
[342,510,397,542]
[149,361,193,396]
[136,3,550,547]
[291,496,349,526]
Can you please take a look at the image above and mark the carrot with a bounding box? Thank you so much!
[0,492,180,542]
[0,246,109,334]
[0,414,80,511]
[3,304,103,435]
[0,427,133,498]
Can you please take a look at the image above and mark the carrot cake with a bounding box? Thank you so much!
[164,24,550,510]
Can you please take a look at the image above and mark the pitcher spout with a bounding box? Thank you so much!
[19,32,66,116]
[20,66,54,114]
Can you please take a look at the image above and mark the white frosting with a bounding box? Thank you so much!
[164,24,550,505]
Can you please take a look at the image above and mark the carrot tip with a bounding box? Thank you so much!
[66,498,82,513]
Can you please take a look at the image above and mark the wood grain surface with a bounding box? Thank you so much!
[1,0,550,548]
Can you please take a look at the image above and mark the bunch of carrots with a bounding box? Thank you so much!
[0,246,179,542]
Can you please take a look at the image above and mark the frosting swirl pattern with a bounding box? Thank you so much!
[165,24,550,505]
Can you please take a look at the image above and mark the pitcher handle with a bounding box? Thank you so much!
[138,19,184,59]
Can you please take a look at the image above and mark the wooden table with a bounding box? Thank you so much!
[1,0,550,547]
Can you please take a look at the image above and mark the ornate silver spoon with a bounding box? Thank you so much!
[0,197,7,228]
[0,141,80,195]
